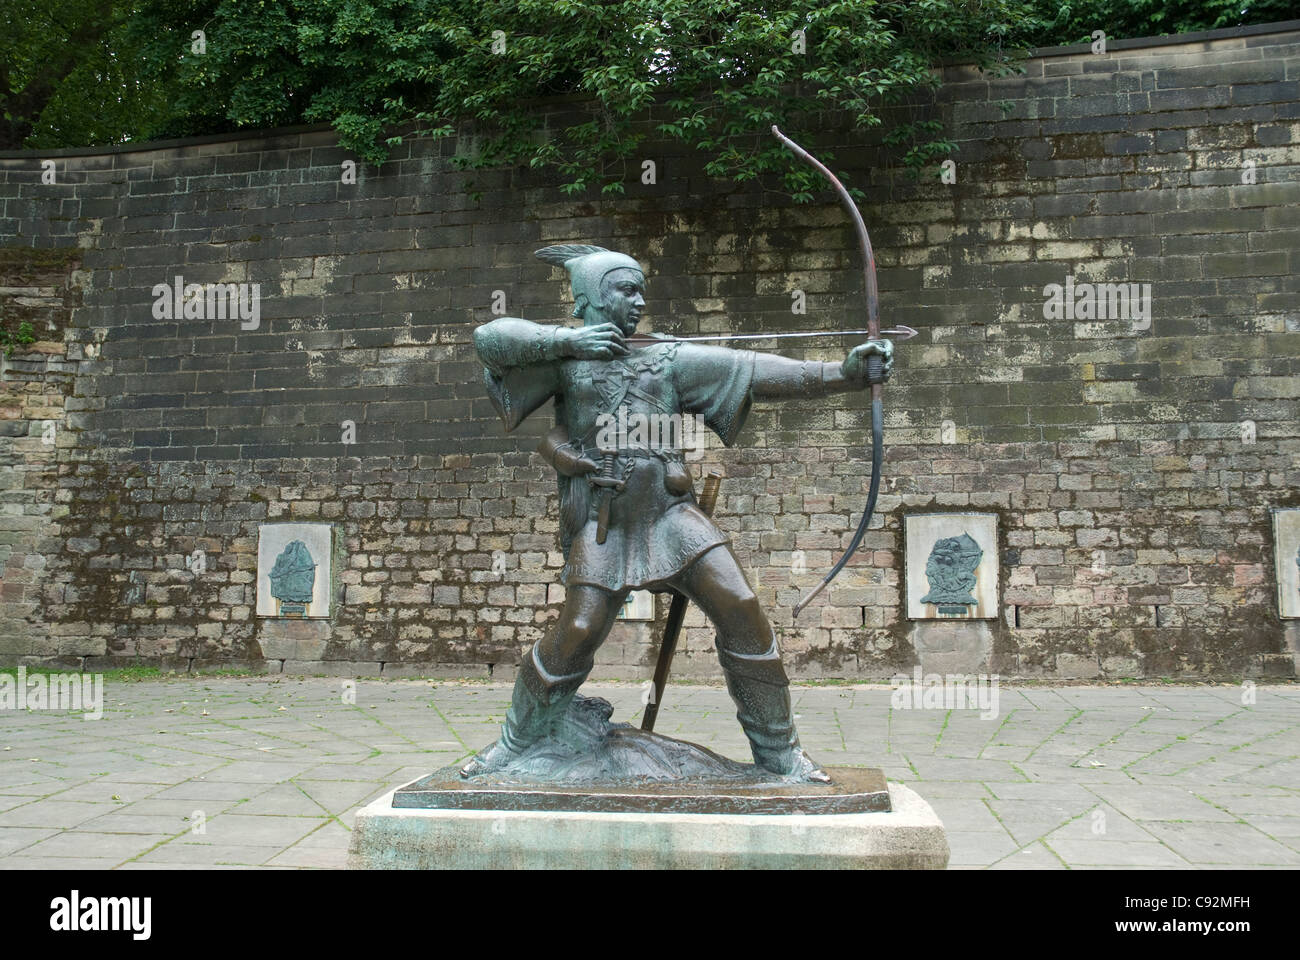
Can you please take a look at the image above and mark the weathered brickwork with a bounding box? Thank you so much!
[0,250,81,660]
[1,24,1298,679]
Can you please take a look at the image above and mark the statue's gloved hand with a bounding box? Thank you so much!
[558,322,628,360]
[842,338,894,386]
[552,445,599,478]
[538,426,598,477]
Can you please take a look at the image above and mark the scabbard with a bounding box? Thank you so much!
[641,470,723,732]
[596,491,611,544]
[592,446,620,545]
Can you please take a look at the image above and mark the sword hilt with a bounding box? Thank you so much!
[590,446,624,490]
[593,445,623,545]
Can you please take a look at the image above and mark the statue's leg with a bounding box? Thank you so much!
[535,583,626,676]
[460,584,624,778]
[675,546,830,783]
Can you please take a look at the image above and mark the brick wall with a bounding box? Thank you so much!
[1,22,1298,679]
[0,249,81,658]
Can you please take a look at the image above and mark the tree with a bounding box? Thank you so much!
[6,0,1296,193]
[119,0,1039,196]
[1020,0,1298,47]
[0,0,168,150]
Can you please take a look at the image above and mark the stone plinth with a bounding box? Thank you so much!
[395,764,891,815]
[348,775,949,870]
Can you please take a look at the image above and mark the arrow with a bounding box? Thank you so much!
[625,326,917,345]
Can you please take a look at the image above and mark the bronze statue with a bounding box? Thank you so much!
[463,242,894,783]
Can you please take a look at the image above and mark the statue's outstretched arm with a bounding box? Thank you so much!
[749,342,893,400]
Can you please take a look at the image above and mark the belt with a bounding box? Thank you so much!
[580,444,684,464]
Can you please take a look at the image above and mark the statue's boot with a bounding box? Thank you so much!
[459,644,587,778]
[718,640,831,783]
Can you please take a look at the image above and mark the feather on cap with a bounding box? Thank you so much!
[534,244,609,266]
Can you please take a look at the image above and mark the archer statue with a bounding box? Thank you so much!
[465,240,894,783]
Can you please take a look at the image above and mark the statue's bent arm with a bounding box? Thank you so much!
[473,318,563,433]
[537,425,597,477]
[473,317,570,377]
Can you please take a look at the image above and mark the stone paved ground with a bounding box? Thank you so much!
[0,678,1298,870]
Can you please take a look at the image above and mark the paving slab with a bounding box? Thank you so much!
[0,856,127,870]
[1240,817,1300,841]
[0,677,1295,870]
[988,841,1067,869]
[1043,838,1194,867]
[1086,783,1239,822]
[232,784,334,817]
[20,831,173,861]
[0,800,119,829]
[177,813,329,847]
[1140,821,1300,866]
[986,797,1100,846]
[133,842,281,866]
[0,827,58,856]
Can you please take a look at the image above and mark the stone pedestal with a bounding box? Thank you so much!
[348,774,949,870]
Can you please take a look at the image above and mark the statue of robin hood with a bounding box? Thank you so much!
[465,244,893,783]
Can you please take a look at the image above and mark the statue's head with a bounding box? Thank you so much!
[535,244,646,334]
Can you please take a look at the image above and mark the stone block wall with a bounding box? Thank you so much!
[0,22,1298,679]
[0,249,81,661]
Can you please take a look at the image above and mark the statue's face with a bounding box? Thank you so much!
[595,268,646,335]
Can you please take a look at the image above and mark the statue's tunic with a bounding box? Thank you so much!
[481,333,756,593]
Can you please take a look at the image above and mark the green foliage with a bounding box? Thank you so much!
[5,0,1297,193]
[0,0,170,150]
[118,0,1039,197]
[1019,0,1298,47]
[0,320,36,358]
